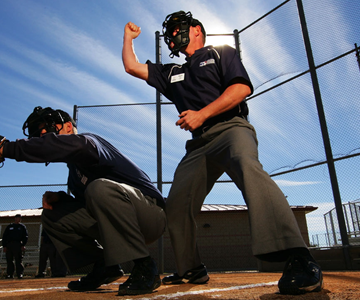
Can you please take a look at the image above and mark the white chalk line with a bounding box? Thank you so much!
[0,281,121,294]
[0,281,278,298]
[124,281,279,300]
[0,286,66,293]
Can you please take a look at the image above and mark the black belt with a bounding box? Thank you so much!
[191,124,213,138]
[191,113,246,138]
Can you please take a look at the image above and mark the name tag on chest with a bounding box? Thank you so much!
[171,73,185,83]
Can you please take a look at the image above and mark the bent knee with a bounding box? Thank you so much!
[84,178,108,200]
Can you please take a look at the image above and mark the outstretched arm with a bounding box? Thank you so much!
[122,22,149,81]
[1,134,99,165]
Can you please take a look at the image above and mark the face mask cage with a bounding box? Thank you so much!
[162,11,193,58]
[22,106,65,138]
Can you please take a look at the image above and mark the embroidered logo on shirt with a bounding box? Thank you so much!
[199,58,215,67]
[171,73,185,83]
[76,168,88,185]
[81,175,88,185]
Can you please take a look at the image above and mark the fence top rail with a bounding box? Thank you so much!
[0,184,67,188]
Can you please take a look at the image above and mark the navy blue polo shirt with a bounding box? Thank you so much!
[146,45,253,116]
[4,132,165,208]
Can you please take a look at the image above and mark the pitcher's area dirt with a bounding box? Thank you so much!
[0,271,359,299]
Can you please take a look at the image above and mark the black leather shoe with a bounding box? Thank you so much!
[117,275,133,294]
[118,257,161,295]
[161,273,183,284]
[162,264,209,284]
[35,273,45,278]
[68,263,123,291]
[278,255,323,295]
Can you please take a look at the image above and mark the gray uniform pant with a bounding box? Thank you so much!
[42,178,166,272]
[166,116,306,276]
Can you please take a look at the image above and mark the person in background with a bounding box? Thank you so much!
[35,229,67,278]
[2,214,28,279]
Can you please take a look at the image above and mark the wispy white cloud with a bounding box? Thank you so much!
[0,37,139,106]
[306,0,356,62]
[274,179,322,186]
[32,13,126,81]
[0,1,156,102]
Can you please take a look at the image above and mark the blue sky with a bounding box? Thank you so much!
[1,0,360,242]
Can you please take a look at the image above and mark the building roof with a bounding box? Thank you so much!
[201,204,317,214]
[0,208,42,218]
[0,205,317,217]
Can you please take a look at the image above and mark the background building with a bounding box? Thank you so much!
[0,205,317,276]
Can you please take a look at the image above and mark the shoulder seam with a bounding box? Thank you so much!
[209,47,221,59]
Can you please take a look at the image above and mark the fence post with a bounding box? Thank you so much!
[296,0,352,269]
[355,201,360,234]
[355,43,360,72]
[72,105,78,126]
[233,29,241,60]
[155,30,164,274]
[70,105,79,196]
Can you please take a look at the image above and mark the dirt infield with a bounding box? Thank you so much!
[0,271,359,299]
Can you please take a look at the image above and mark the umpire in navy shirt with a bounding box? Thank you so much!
[2,214,28,279]
[122,10,323,296]
[0,106,166,296]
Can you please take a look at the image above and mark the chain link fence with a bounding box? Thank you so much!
[76,0,360,250]
[324,199,360,247]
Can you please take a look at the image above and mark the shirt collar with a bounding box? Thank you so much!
[185,45,213,62]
